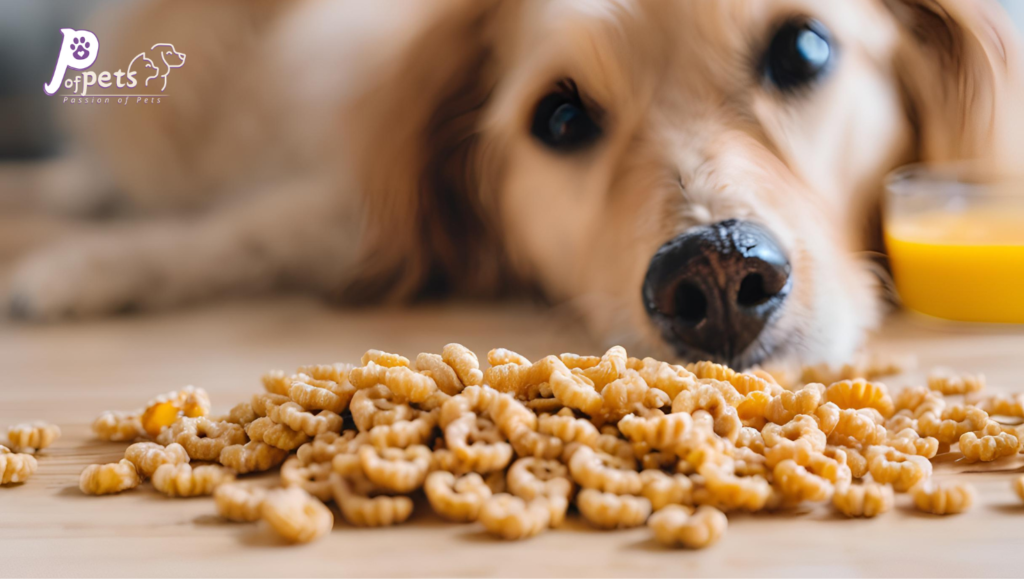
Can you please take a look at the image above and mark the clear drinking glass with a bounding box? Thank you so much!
[884,163,1024,323]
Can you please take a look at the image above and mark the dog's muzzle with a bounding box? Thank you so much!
[642,219,791,365]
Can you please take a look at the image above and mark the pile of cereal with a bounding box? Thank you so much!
[68,345,1024,546]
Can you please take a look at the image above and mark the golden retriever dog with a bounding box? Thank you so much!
[5,0,1022,368]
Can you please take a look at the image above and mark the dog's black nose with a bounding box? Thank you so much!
[642,219,791,364]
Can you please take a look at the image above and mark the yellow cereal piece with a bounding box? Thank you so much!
[425,471,493,522]
[281,457,334,501]
[762,415,826,452]
[225,402,258,427]
[266,400,343,437]
[163,417,247,461]
[381,366,437,404]
[928,370,985,395]
[124,441,189,478]
[350,384,416,432]
[577,488,651,529]
[6,421,61,454]
[967,392,1024,418]
[442,344,483,387]
[245,417,309,451]
[832,482,894,518]
[538,410,600,447]
[827,408,887,447]
[636,358,697,400]
[918,405,990,444]
[288,374,355,414]
[361,349,410,368]
[79,459,140,495]
[368,412,438,448]
[912,481,975,515]
[507,424,563,460]
[550,368,603,416]
[414,353,464,396]
[768,385,825,425]
[478,493,552,539]
[140,402,181,438]
[219,441,288,474]
[825,379,894,418]
[697,462,772,511]
[958,431,1019,462]
[296,431,366,465]
[507,457,572,501]
[261,370,291,396]
[214,482,267,522]
[617,412,694,452]
[92,411,145,442]
[349,361,388,390]
[296,363,353,384]
[569,445,642,495]
[772,460,832,502]
[330,472,414,527]
[672,384,743,442]
[639,469,694,511]
[868,448,932,492]
[487,348,531,367]
[261,487,334,543]
[0,446,38,484]
[442,412,513,474]
[648,505,727,549]
[1012,476,1024,502]
[887,429,939,459]
[358,444,432,493]
[140,386,212,437]
[152,463,234,497]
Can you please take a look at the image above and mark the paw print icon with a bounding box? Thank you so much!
[71,37,91,60]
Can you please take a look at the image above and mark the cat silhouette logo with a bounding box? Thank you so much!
[127,43,186,92]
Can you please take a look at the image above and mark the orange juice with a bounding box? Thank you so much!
[885,207,1024,323]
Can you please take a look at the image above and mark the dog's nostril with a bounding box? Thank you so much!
[674,283,708,325]
[737,273,771,307]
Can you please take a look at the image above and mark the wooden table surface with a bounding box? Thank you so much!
[1,297,1023,578]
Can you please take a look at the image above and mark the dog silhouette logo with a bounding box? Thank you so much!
[127,43,186,92]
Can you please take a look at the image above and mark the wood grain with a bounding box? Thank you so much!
[1,298,1023,578]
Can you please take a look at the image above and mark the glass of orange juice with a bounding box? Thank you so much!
[884,164,1024,324]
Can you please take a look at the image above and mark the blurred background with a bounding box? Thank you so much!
[1,0,1023,160]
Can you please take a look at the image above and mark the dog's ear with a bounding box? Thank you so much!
[340,0,514,303]
[883,0,1024,168]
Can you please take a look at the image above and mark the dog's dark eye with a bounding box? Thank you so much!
[764,19,834,91]
[530,85,601,152]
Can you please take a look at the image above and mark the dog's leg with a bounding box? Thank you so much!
[6,178,362,320]
[0,154,117,216]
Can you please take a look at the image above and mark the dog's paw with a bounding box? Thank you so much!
[7,239,151,321]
